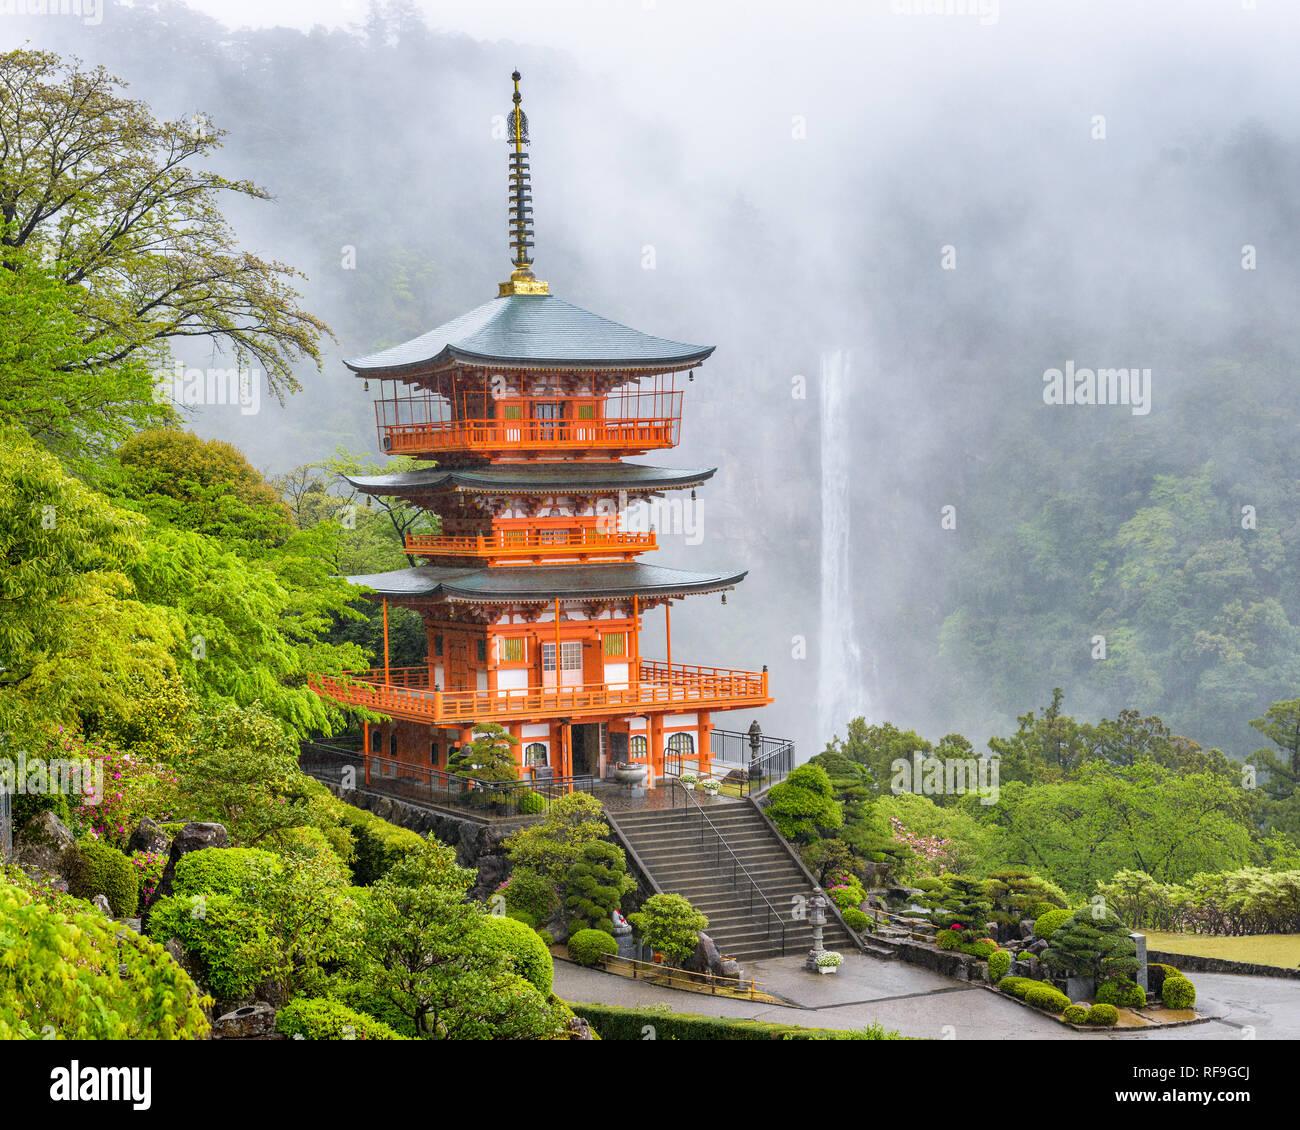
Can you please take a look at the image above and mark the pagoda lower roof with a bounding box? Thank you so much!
[344,293,714,375]
[344,563,746,603]
[344,462,716,497]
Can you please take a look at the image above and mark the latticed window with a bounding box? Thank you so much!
[525,742,547,767]
[667,732,694,757]
[502,637,525,662]
[576,404,595,419]
[477,638,487,662]
[542,640,583,672]
[630,735,647,758]
[502,404,523,420]
[434,634,444,657]
[602,632,626,657]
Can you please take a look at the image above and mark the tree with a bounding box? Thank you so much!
[822,719,932,795]
[1042,905,1140,982]
[350,839,565,1039]
[628,893,709,965]
[0,49,328,407]
[0,873,210,1038]
[764,763,843,843]
[564,840,635,932]
[447,723,520,782]
[503,792,610,884]
[1249,698,1300,804]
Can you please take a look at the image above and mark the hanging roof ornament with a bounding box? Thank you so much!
[499,69,550,296]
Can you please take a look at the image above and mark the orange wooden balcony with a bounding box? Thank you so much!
[378,416,680,457]
[310,659,771,725]
[404,528,656,563]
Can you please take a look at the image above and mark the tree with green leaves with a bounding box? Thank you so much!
[564,840,635,932]
[504,791,610,885]
[447,722,520,782]
[628,893,709,966]
[764,763,843,843]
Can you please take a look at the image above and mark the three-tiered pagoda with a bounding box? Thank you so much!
[313,72,771,785]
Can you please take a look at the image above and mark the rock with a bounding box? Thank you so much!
[92,894,113,917]
[151,822,228,906]
[117,918,142,935]
[719,958,742,979]
[13,810,76,875]
[1019,919,1036,940]
[985,921,999,940]
[688,931,722,975]
[1026,956,1041,979]
[127,816,171,857]
[1028,938,1049,956]
[566,1016,595,1040]
[213,1003,276,1039]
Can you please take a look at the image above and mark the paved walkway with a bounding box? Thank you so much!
[554,953,1300,1040]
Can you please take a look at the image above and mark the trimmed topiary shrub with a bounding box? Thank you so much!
[480,914,555,996]
[1033,907,1073,941]
[564,840,635,932]
[1025,984,1071,1013]
[988,949,1011,981]
[503,869,559,923]
[67,839,139,917]
[628,893,708,965]
[1043,906,1140,982]
[337,805,425,885]
[936,928,962,951]
[1063,1004,1089,1024]
[997,976,1037,1000]
[568,927,619,967]
[1096,976,1146,1008]
[841,907,870,933]
[517,790,545,816]
[537,929,554,947]
[1086,1003,1118,1026]
[274,997,406,1040]
[146,893,279,1000]
[960,940,996,960]
[570,1002,901,1040]
[1147,961,1179,996]
[983,869,1069,930]
[922,875,993,943]
[1161,974,1196,1009]
[172,847,281,899]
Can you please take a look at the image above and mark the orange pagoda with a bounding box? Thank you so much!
[312,72,771,787]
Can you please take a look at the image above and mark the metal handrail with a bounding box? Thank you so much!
[670,779,786,956]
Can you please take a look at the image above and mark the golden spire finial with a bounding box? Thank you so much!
[499,69,549,296]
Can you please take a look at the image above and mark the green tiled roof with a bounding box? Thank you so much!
[345,293,713,374]
[345,563,746,602]
[345,462,716,497]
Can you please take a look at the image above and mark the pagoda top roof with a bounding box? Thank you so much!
[344,462,716,497]
[344,293,714,375]
[343,562,746,603]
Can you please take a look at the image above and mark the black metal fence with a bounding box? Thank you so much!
[0,788,11,860]
[707,728,796,795]
[299,742,596,822]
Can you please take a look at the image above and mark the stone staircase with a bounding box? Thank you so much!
[610,802,863,963]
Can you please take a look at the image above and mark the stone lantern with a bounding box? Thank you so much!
[804,888,830,971]
[747,719,763,781]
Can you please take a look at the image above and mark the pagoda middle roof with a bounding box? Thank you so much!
[344,562,747,603]
[344,293,714,374]
[344,462,716,497]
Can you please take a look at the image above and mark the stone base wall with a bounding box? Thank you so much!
[1148,949,1300,981]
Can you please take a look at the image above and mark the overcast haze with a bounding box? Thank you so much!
[12,0,1300,758]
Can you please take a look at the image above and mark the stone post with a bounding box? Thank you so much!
[1131,932,1148,993]
[804,890,829,972]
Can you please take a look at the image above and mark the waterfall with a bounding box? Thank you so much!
[818,349,870,743]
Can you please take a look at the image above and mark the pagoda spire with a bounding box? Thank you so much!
[499,69,550,297]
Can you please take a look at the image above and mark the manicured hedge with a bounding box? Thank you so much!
[1033,907,1073,941]
[841,907,870,933]
[1063,1004,1089,1024]
[67,839,139,918]
[1161,974,1196,1009]
[274,998,406,1040]
[988,949,1011,982]
[961,940,996,960]
[568,928,618,967]
[997,976,1037,1000]
[568,1003,901,1041]
[1096,977,1146,1008]
[1085,1003,1118,1026]
[1025,984,1070,1013]
[172,847,280,899]
[481,914,554,996]
[337,804,425,885]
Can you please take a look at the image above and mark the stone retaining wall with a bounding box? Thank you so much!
[1148,948,1300,980]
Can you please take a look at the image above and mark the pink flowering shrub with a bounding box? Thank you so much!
[50,730,182,850]
[130,851,167,905]
[889,816,957,879]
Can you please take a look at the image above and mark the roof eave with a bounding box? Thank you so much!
[343,344,715,377]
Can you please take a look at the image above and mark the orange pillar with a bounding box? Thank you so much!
[649,713,665,783]
[697,710,712,777]
[553,597,562,701]
[382,598,391,683]
[664,600,673,695]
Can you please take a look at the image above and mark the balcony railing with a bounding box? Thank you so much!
[310,659,771,724]
[378,416,680,456]
[404,529,656,562]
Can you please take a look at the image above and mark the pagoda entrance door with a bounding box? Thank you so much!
[571,723,603,779]
[446,639,470,690]
[533,400,561,442]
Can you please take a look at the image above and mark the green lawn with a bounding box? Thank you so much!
[1141,930,1300,969]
